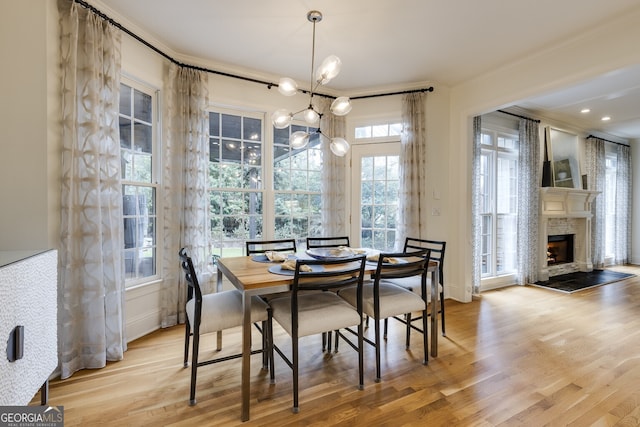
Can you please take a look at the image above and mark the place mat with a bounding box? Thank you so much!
[251,254,296,263]
[267,264,324,276]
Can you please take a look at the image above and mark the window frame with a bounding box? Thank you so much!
[120,76,161,288]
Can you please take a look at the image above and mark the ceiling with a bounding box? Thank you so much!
[96,0,640,140]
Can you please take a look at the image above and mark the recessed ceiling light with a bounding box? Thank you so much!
[580,108,590,113]
[601,116,611,121]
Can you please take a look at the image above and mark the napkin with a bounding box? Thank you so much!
[281,259,312,272]
[265,251,287,262]
[330,246,367,256]
[366,254,400,264]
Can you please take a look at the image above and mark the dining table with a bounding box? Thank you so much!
[215,249,440,422]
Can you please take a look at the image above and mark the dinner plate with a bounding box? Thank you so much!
[251,254,296,263]
[305,247,365,260]
[267,264,324,276]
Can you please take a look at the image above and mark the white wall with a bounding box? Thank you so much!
[0,1,59,250]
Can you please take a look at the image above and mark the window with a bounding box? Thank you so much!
[479,127,518,278]
[208,110,263,258]
[604,149,617,260]
[355,122,402,140]
[119,81,158,285]
[273,124,323,248]
[359,154,399,251]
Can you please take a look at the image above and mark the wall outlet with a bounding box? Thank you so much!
[432,207,441,216]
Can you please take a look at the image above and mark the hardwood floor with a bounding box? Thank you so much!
[35,267,640,426]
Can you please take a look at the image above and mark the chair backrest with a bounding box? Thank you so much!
[372,249,431,292]
[246,239,297,255]
[403,238,445,284]
[178,248,202,317]
[306,236,350,249]
[291,255,367,294]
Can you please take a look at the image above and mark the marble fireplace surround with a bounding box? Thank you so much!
[538,187,600,281]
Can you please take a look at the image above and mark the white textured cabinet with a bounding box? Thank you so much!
[0,249,57,405]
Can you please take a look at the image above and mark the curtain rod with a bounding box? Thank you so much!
[351,87,434,100]
[74,0,434,100]
[586,135,629,147]
[497,109,541,123]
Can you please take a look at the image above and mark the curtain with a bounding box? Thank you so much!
[585,137,606,268]
[160,63,210,328]
[396,92,427,249]
[613,144,631,265]
[58,0,126,379]
[471,116,482,295]
[516,118,540,284]
[320,98,347,237]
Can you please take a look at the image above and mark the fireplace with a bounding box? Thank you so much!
[547,234,574,265]
[538,187,599,280]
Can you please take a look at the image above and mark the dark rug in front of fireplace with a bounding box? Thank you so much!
[533,269,635,293]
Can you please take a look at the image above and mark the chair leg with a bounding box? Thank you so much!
[383,318,388,339]
[405,313,411,349]
[189,327,200,406]
[269,311,275,384]
[261,320,268,370]
[357,323,364,390]
[183,320,191,368]
[440,290,446,336]
[322,332,327,351]
[374,317,381,382]
[327,331,333,352]
[422,309,429,365]
[292,332,299,413]
[334,330,340,353]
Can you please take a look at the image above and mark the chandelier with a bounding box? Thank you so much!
[271,10,352,156]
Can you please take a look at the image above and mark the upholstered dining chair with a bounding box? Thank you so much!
[305,235,351,351]
[246,238,297,256]
[179,248,271,406]
[338,249,430,382]
[386,238,447,335]
[268,255,367,413]
[306,236,350,249]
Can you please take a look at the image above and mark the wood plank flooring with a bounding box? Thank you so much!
[34,266,640,426]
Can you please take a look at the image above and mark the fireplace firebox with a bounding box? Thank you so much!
[547,234,574,265]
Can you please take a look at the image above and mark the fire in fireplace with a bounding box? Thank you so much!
[547,234,574,265]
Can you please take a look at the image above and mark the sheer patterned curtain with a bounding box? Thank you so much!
[516,118,540,284]
[396,92,427,249]
[585,137,605,268]
[58,0,126,379]
[471,116,482,294]
[161,63,210,328]
[319,98,347,236]
[613,143,631,264]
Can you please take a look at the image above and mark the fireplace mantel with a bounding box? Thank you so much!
[538,187,600,281]
[540,187,600,218]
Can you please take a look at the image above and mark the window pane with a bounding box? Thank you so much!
[133,90,152,123]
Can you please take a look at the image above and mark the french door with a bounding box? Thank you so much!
[350,143,401,250]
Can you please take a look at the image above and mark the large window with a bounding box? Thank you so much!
[208,110,263,258]
[119,81,158,285]
[604,148,617,260]
[274,124,322,248]
[479,127,518,278]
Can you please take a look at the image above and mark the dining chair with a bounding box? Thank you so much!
[246,238,297,256]
[305,235,351,351]
[268,255,367,413]
[386,238,447,335]
[179,248,271,406]
[338,249,430,382]
[306,236,350,249]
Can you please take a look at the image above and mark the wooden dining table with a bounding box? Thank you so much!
[216,252,440,422]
